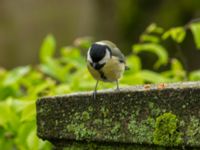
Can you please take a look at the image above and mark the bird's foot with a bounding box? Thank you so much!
[115,87,120,92]
[115,80,120,92]
[93,91,97,100]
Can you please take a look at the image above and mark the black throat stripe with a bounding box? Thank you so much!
[94,63,105,70]
[98,70,107,80]
[119,59,125,63]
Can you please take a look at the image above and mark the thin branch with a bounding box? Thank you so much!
[184,18,200,29]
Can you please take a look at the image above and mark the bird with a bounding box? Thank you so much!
[87,40,129,99]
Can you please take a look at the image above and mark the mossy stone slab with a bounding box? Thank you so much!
[36,81,200,148]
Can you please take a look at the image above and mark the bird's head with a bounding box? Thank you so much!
[87,42,111,70]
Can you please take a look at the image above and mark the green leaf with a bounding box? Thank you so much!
[189,70,200,81]
[171,59,186,78]
[20,101,36,122]
[146,23,164,34]
[0,102,11,127]
[121,74,144,85]
[190,22,200,49]
[28,80,55,98]
[27,128,39,150]
[60,46,85,67]
[0,131,14,150]
[16,122,34,150]
[162,27,186,43]
[0,99,20,130]
[39,59,67,82]
[171,59,183,71]
[126,55,141,73]
[61,46,80,58]
[20,70,44,90]
[133,43,168,68]
[138,70,171,83]
[54,84,71,95]
[3,66,31,86]
[40,34,56,63]
[0,86,19,100]
[162,59,186,81]
[140,34,160,43]
[73,37,93,49]
[0,66,30,99]
[26,127,52,150]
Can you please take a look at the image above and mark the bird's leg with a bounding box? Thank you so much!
[116,80,120,91]
[93,80,99,100]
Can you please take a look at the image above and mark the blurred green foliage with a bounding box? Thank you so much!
[0,21,200,149]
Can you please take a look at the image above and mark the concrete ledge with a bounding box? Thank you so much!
[36,82,200,148]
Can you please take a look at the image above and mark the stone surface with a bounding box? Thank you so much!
[36,81,200,149]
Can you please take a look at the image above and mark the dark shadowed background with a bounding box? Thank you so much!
[0,0,200,69]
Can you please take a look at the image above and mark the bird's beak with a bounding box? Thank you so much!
[92,63,97,68]
[92,63,103,70]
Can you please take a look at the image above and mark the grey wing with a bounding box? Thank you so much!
[111,47,125,63]
[112,48,129,70]
[100,40,126,62]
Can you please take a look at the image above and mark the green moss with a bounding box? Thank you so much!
[66,123,96,140]
[128,112,155,144]
[127,103,162,144]
[108,122,121,140]
[66,110,96,140]
[64,103,200,147]
[153,112,183,146]
[148,102,161,117]
[82,111,90,121]
[88,106,93,112]
[186,116,200,146]
[74,112,81,120]
[93,119,102,125]
[100,106,109,118]
[111,122,121,134]
[66,107,124,141]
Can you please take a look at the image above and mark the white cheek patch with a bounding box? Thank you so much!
[87,48,92,62]
[99,48,110,65]
[95,41,106,46]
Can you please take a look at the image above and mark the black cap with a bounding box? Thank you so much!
[89,44,107,63]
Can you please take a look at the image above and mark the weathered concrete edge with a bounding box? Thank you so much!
[38,81,200,100]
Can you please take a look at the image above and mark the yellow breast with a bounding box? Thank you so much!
[87,56,125,82]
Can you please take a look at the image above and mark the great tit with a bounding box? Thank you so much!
[87,40,128,99]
